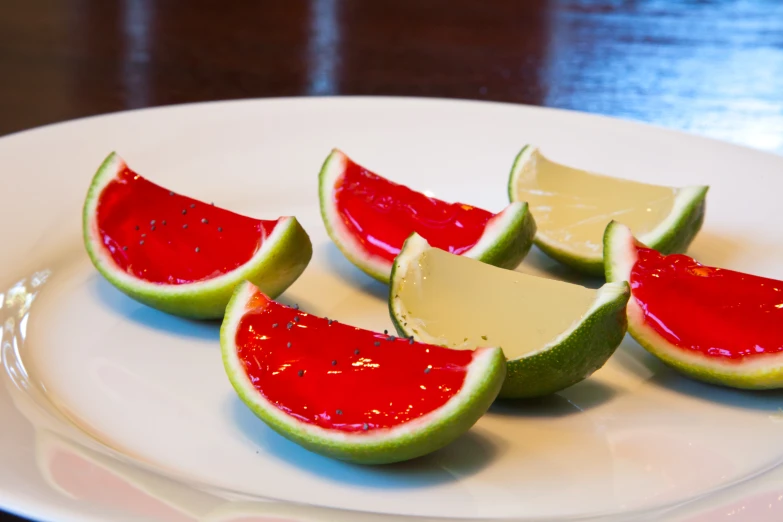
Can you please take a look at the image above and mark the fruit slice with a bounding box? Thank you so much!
[221,280,506,465]
[319,148,536,282]
[389,234,630,398]
[508,145,708,276]
[83,152,312,319]
[605,221,783,389]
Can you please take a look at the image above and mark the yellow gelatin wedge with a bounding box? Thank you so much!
[508,145,708,276]
[389,234,630,398]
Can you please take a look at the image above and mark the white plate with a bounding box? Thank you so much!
[2,96,783,522]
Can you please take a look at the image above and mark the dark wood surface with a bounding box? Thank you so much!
[1,1,782,520]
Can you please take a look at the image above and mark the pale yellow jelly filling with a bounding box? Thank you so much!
[514,150,677,255]
[397,249,596,359]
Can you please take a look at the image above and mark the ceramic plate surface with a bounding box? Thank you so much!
[2,97,783,522]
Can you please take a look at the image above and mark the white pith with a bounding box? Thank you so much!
[606,222,783,376]
[222,281,500,445]
[390,233,627,360]
[85,152,295,297]
[319,150,390,278]
[510,145,707,263]
[320,149,527,279]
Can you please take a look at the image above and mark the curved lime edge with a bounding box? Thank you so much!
[318,148,536,283]
[508,144,709,276]
[83,152,313,320]
[389,233,630,398]
[604,221,783,389]
[221,280,507,465]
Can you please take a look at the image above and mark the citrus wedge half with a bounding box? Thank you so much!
[389,234,630,398]
[83,152,312,319]
[221,281,506,464]
[605,221,783,389]
[508,145,708,276]
[319,148,536,282]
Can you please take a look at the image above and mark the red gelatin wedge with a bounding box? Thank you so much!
[221,281,506,464]
[604,221,783,389]
[318,149,536,282]
[83,152,312,319]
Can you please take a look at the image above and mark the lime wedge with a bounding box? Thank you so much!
[389,234,630,398]
[508,145,708,276]
[221,281,506,464]
[83,152,312,319]
[319,148,536,282]
[605,221,783,390]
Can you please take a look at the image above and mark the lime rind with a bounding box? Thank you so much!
[508,145,709,276]
[389,233,630,398]
[500,279,629,398]
[468,200,537,271]
[83,152,313,319]
[638,185,708,255]
[604,221,783,389]
[319,148,536,283]
[221,281,507,465]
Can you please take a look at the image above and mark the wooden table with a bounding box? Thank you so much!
[1,1,782,520]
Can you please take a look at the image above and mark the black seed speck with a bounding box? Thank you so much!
[162,220,167,226]
[287,322,293,329]
[354,349,360,355]
[408,337,415,345]
[201,218,208,224]
[424,367,431,374]
[384,330,388,334]
[151,226,156,231]
[122,246,128,251]
[150,220,156,225]
[139,240,145,245]
[183,224,188,229]
[182,209,187,215]
[387,336,395,341]
[363,423,369,431]
[217,227,223,232]
[293,304,299,310]
[332,360,337,365]
[169,191,174,196]
[336,409,343,415]
[190,203,195,208]
[195,247,200,253]
[328,319,334,325]
[287,341,292,348]
[298,370,304,377]
[294,316,300,323]
[210,201,215,206]
[374,341,380,346]
[272,323,278,328]
[135,225,140,231]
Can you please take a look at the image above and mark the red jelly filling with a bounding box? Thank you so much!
[631,247,783,360]
[96,167,277,284]
[235,295,472,432]
[334,158,494,262]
